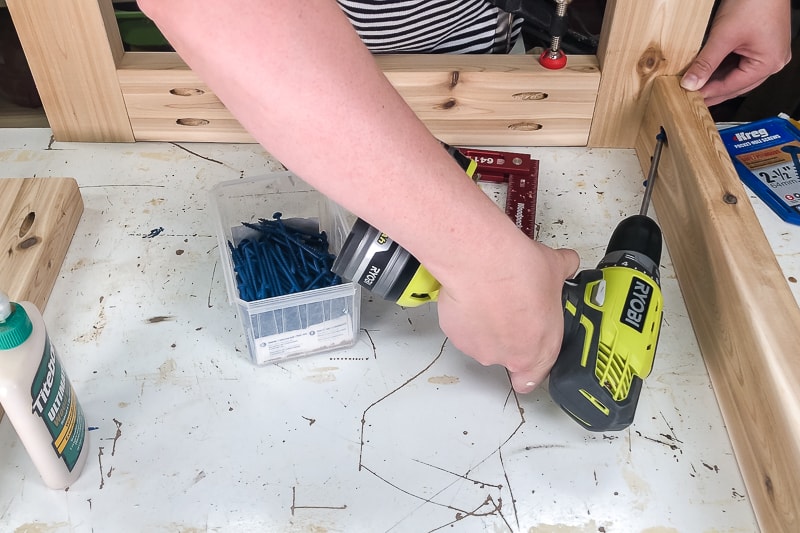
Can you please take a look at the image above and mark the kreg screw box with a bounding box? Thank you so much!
[210,172,361,364]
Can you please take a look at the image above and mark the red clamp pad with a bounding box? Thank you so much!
[539,49,567,70]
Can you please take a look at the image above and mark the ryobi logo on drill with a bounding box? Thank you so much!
[359,234,395,288]
[621,278,652,332]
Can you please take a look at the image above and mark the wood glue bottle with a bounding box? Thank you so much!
[0,290,89,488]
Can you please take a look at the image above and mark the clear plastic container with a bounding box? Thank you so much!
[209,172,361,364]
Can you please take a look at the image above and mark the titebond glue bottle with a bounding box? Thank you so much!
[0,290,89,489]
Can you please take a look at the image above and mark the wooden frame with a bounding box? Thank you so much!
[6,0,800,530]
[6,0,714,148]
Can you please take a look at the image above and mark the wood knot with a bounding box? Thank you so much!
[723,193,738,204]
[569,65,600,73]
[512,92,548,101]
[435,98,457,110]
[637,46,665,77]
[508,122,543,131]
[764,475,774,499]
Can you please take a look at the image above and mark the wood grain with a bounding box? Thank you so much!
[636,77,800,533]
[0,177,84,422]
[589,0,714,148]
[0,178,84,309]
[6,0,134,142]
[117,52,600,146]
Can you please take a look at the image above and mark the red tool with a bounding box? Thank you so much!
[459,148,539,239]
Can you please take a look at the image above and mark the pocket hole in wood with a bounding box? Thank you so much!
[508,122,543,131]
[19,211,35,237]
[512,92,548,101]
[176,118,210,127]
[170,88,205,97]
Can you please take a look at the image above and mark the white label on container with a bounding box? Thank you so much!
[254,315,353,364]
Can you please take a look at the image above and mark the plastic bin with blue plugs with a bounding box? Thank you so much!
[210,172,361,365]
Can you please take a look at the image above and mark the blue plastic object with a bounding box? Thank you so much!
[720,116,800,225]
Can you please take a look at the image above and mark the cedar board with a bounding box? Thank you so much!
[0,177,84,421]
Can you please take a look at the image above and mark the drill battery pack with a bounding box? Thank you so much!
[720,115,800,225]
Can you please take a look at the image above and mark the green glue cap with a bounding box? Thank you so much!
[0,291,33,350]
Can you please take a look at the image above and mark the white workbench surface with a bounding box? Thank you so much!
[1,127,796,532]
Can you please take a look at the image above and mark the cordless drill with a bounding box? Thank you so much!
[331,136,665,432]
[550,132,665,431]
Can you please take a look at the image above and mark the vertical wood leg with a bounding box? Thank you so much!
[7,0,134,142]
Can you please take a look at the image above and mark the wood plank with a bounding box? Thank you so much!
[6,0,134,142]
[117,52,599,146]
[0,177,84,422]
[0,178,84,309]
[636,76,800,533]
[589,0,715,148]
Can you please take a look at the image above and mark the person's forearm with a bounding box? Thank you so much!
[139,0,525,286]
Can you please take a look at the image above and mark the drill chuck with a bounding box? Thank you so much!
[600,214,662,284]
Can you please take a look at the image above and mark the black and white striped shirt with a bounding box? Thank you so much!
[337,0,522,54]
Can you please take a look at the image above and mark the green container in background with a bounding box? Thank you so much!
[115,10,171,51]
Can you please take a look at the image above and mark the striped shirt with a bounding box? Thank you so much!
[336,0,522,54]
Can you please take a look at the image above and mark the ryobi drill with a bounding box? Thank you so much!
[331,137,665,432]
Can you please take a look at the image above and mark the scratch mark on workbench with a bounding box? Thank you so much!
[362,463,487,522]
[498,446,519,530]
[427,495,509,532]
[207,261,218,308]
[358,338,448,469]
[97,447,105,489]
[191,471,207,487]
[524,443,568,450]
[411,459,502,490]
[147,315,175,324]
[170,142,225,166]
[111,418,123,456]
[362,329,377,359]
[290,486,347,515]
[359,338,524,531]
[635,430,680,451]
